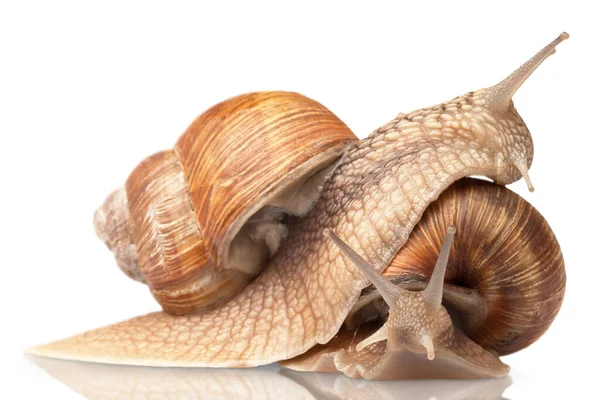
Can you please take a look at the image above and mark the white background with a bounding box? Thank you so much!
[1,1,597,399]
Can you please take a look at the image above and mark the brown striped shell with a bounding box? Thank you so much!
[382,178,566,355]
[94,91,358,315]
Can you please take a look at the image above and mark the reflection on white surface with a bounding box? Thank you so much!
[28,355,512,400]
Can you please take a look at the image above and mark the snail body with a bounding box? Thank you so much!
[30,33,568,379]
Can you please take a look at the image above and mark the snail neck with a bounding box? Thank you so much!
[344,90,532,190]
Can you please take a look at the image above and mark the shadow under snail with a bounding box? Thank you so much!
[29,33,568,379]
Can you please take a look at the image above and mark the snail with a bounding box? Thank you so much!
[29,33,568,380]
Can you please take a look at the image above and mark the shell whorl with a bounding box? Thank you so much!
[95,91,358,314]
[385,178,566,355]
[93,188,144,283]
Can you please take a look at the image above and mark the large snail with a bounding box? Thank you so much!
[29,33,568,379]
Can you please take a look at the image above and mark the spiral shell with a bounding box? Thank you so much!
[383,178,566,355]
[95,91,358,314]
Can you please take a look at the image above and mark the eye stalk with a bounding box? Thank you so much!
[423,225,456,312]
[324,225,457,360]
[487,32,569,113]
[484,32,569,193]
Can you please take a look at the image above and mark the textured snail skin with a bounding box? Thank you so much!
[29,33,568,379]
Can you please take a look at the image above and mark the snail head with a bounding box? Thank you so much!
[325,226,456,360]
[474,32,569,192]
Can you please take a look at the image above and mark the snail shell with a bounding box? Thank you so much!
[94,91,357,314]
[386,178,565,356]
[340,178,565,358]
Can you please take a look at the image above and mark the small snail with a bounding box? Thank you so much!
[283,178,564,378]
[29,33,568,380]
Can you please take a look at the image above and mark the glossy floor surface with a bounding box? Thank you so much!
[31,358,511,400]
[21,356,516,399]
[12,354,589,399]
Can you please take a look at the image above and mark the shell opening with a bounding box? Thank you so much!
[94,150,347,315]
[225,158,340,286]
